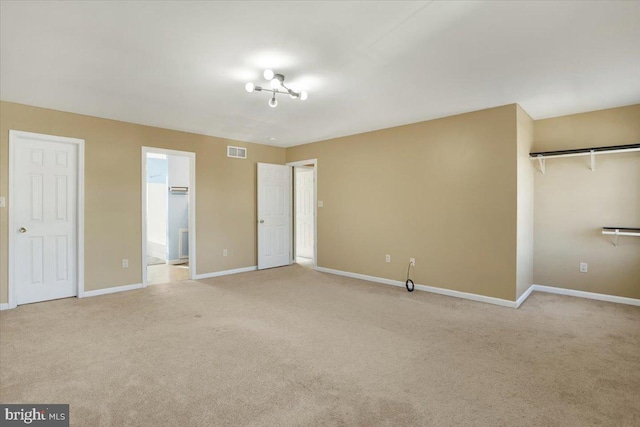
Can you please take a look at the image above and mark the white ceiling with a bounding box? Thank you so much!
[1,1,639,147]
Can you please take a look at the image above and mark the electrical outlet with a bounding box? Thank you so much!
[122,259,129,268]
[385,254,391,263]
[0,196,5,208]
[223,249,228,257]
[579,262,588,273]
[410,258,416,266]
[318,200,324,208]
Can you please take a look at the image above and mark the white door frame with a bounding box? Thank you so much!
[8,130,85,309]
[141,147,196,286]
[286,159,317,268]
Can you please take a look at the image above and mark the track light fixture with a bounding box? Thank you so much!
[245,69,308,107]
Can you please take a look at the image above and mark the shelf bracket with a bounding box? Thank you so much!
[536,155,546,174]
[590,150,595,171]
[602,227,640,246]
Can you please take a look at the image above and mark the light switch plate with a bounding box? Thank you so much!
[0,196,5,208]
[318,200,324,208]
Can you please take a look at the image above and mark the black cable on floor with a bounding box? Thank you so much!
[405,261,414,292]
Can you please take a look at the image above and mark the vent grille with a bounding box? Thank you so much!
[227,146,247,159]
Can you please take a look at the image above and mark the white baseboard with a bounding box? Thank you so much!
[516,285,536,308]
[81,283,144,298]
[0,303,10,311]
[194,266,257,280]
[532,284,640,307]
[314,268,640,309]
[315,266,519,308]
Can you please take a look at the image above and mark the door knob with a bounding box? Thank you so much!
[19,227,27,233]
[259,220,264,224]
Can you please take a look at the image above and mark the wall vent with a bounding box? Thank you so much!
[227,146,247,159]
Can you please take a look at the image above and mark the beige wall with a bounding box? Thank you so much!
[3,100,635,306]
[0,101,286,303]
[533,104,640,299]
[516,106,535,299]
[288,105,520,301]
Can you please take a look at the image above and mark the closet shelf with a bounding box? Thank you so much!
[602,227,640,246]
[530,143,640,174]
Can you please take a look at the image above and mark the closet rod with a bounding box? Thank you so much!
[602,227,640,232]
[530,143,640,159]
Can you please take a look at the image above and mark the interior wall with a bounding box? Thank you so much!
[146,156,168,260]
[3,99,635,305]
[516,106,535,299]
[287,105,519,301]
[146,184,168,259]
[533,104,640,299]
[167,155,189,261]
[0,101,286,302]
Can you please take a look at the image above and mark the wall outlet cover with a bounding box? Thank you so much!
[579,262,588,273]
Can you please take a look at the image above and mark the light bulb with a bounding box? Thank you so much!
[270,78,280,88]
[245,82,255,93]
[289,91,299,99]
[300,91,308,101]
[268,97,278,108]
[263,69,274,80]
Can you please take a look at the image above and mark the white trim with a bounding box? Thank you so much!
[286,159,318,269]
[315,266,519,308]
[8,130,85,308]
[142,147,196,287]
[194,266,257,280]
[77,141,85,298]
[0,303,10,311]
[515,285,535,308]
[532,284,640,307]
[81,283,143,298]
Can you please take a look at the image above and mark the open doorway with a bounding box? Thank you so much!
[288,159,317,268]
[142,147,196,285]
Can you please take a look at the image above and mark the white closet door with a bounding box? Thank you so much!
[14,135,78,304]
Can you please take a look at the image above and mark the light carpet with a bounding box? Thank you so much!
[1,264,639,426]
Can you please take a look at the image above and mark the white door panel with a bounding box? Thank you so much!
[15,137,77,304]
[295,168,314,259]
[258,163,291,270]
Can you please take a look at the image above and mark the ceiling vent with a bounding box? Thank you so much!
[227,146,247,159]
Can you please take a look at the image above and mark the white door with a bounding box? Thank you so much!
[14,135,78,304]
[257,163,291,270]
[295,168,314,259]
